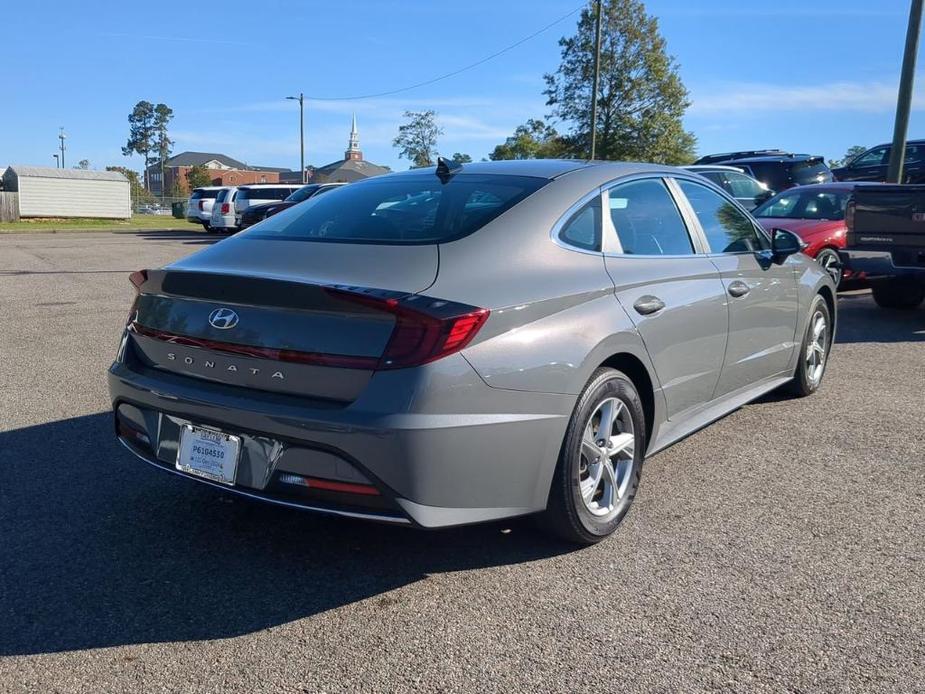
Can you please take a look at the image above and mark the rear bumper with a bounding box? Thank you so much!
[107,349,572,529]
[839,250,925,279]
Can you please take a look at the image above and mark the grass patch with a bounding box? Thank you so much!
[0,215,200,233]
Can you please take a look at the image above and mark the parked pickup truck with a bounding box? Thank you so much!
[841,184,925,309]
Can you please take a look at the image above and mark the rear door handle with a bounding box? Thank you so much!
[633,295,665,315]
[727,281,750,298]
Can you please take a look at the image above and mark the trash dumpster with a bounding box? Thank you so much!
[171,201,186,219]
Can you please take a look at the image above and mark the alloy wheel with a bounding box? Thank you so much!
[817,250,842,286]
[805,311,828,387]
[577,397,635,520]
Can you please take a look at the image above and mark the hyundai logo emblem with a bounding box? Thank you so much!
[208,308,240,330]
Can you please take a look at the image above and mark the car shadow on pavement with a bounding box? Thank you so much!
[119,230,232,246]
[0,413,571,656]
[834,290,925,344]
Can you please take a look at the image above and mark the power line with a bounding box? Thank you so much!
[306,4,585,101]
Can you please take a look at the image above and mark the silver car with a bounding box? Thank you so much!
[109,159,835,544]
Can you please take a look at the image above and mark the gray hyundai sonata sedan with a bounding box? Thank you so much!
[109,158,835,544]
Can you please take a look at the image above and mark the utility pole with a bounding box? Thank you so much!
[887,0,924,183]
[590,0,603,160]
[286,93,305,183]
[58,127,67,169]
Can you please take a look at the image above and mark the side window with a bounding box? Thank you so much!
[558,197,601,252]
[905,145,924,164]
[608,179,694,256]
[677,180,768,254]
[725,172,766,199]
[853,147,888,168]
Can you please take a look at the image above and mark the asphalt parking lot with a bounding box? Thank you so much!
[1,230,923,693]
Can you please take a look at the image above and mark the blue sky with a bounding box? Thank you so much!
[2,0,921,173]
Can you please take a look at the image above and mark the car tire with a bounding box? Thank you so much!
[871,279,925,310]
[815,248,842,288]
[543,368,646,545]
[786,294,832,398]
[203,223,212,233]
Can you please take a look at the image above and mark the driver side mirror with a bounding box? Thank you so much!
[770,228,804,262]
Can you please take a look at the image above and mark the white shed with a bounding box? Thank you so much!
[2,166,131,219]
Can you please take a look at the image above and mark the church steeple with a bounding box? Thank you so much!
[345,114,362,161]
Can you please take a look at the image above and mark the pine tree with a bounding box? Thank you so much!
[544,0,696,164]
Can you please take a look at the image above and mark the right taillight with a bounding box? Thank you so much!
[324,287,489,369]
[199,200,205,211]
[845,200,856,233]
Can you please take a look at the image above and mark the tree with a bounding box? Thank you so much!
[393,110,443,168]
[829,145,867,169]
[451,152,473,164]
[544,0,696,164]
[75,159,90,169]
[106,165,153,204]
[153,103,174,194]
[489,119,569,160]
[122,101,156,190]
[186,164,213,190]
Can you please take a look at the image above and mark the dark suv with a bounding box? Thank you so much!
[831,140,925,183]
[697,153,833,192]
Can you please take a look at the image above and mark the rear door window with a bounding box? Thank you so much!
[677,180,769,253]
[608,179,694,256]
[724,172,766,198]
[245,174,548,244]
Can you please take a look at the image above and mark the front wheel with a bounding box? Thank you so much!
[786,294,831,397]
[543,368,646,545]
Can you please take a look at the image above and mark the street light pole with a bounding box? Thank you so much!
[58,127,67,169]
[53,154,59,169]
[887,0,924,183]
[286,93,305,183]
[590,0,603,160]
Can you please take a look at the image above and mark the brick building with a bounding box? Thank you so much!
[147,152,291,195]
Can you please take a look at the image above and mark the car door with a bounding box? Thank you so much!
[844,146,889,182]
[673,178,799,397]
[602,176,729,419]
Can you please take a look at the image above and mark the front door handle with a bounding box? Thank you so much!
[727,281,751,298]
[633,295,665,315]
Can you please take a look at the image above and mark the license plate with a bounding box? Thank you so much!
[176,425,241,485]
[913,212,925,222]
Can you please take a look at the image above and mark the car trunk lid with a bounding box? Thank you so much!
[128,240,439,402]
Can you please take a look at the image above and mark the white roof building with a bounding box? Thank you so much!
[2,166,131,219]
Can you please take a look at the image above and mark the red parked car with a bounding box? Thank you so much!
[753,183,859,287]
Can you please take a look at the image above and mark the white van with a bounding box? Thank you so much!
[186,186,224,229]
[233,184,302,226]
[209,187,239,232]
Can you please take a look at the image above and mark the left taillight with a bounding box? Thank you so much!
[127,270,148,324]
[325,288,489,370]
[221,202,230,214]
[198,200,205,211]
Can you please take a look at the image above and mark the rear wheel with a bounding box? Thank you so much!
[815,248,842,287]
[871,279,925,310]
[543,368,646,545]
[786,294,831,397]
[203,222,212,233]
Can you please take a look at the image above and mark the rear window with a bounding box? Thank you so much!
[790,159,832,185]
[244,174,548,244]
[190,189,220,200]
[238,187,294,201]
[215,189,229,202]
